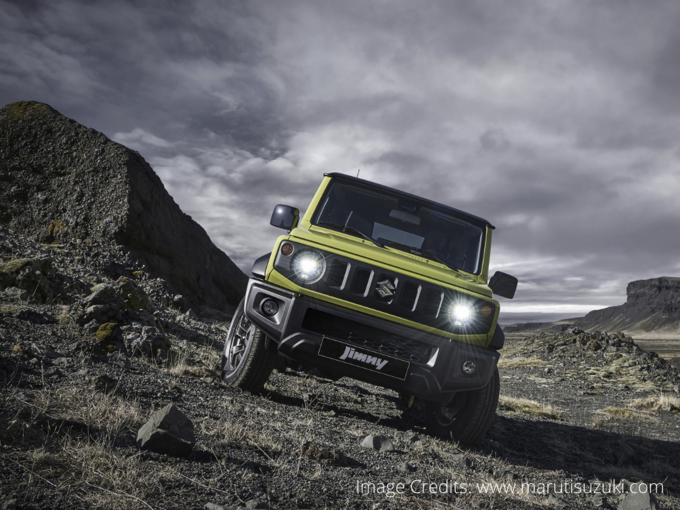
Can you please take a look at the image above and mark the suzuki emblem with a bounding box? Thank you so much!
[376,279,396,298]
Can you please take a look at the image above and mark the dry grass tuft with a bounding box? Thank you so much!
[600,407,636,418]
[498,396,563,420]
[8,387,161,509]
[498,357,548,368]
[30,385,144,444]
[630,393,680,413]
[167,342,221,378]
[598,407,656,422]
[58,435,172,509]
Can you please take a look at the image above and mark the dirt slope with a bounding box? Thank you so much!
[1,227,679,509]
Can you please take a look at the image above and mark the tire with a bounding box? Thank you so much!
[222,298,278,393]
[424,368,500,447]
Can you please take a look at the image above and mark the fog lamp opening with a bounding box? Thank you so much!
[261,299,279,316]
[462,361,476,374]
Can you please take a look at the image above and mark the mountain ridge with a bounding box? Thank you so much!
[505,276,680,336]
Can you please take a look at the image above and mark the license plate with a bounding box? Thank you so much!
[318,337,410,380]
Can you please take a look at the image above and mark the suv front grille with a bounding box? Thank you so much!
[301,308,433,364]
[274,242,495,336]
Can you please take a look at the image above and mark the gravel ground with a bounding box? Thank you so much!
[2,226,679,510]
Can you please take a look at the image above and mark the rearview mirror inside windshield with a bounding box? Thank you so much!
[389,209,421,225]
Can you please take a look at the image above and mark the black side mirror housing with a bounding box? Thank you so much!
[489,271,518,299]
[270,205,299,230]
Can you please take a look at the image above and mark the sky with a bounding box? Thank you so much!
[2,0,680,317]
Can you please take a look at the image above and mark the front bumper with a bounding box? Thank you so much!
[244,279,499,403]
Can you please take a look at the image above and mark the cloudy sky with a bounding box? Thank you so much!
[2,0,680,319]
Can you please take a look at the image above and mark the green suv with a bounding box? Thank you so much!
[222,173,517,446]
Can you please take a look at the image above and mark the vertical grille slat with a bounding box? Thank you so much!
[350,268,373,295]
[326,260,349,288]
[400,282,421,311]
[423,289,444,317]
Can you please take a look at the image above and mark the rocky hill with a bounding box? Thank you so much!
[505,277,680,337]
[0,101,246,311]
[2,226,679,509]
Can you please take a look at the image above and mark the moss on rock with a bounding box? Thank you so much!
[115,278,152,312]
[96,323,119,346]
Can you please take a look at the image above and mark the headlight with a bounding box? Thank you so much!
[449,302,474,327]
[291,249,326,284]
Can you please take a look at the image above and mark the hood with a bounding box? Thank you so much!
[289,224,493,299]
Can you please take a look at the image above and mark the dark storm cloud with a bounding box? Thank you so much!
[2,0,680,314]
[0,0,284,148]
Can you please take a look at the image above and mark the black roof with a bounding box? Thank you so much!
[324,172,495,229]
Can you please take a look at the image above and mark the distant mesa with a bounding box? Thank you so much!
[505,277,680,336]
[0,101,246,310]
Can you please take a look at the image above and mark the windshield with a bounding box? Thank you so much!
[311,180,486,274]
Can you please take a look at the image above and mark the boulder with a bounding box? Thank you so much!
[115,278,153,312]
[396,461,416,473]
[85,285,119,306]
[14,309,55,324]
[618,482,657,510]
[299,441,349,466]
[0,287,29,301]
[136,404,195,457]
[586,339,602,351]
[28,343,60,360]
[77,279,153,326]
[125,326,170,357]
[360,434,395,452]
[0,257,56,303]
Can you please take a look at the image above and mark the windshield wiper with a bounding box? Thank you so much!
[383,240,462,273]
[316,221,385,248]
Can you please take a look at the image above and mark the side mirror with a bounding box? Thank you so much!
[270,204,299,230]
[489,271,518,299]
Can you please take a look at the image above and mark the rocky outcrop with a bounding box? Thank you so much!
[506,277,680,335]
[575,277,680,333]
[0,101,246,310]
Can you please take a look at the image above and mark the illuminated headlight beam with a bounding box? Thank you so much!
[450,303,474,327]
[291,249,326,284]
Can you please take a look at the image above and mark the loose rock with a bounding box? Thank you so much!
[136,403,196,457]
[360,434,395,452]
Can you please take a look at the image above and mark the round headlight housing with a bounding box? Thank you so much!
[291,249,326,284]
[449,302,474,327]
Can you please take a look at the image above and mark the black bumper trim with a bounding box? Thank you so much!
[244,279,499,402]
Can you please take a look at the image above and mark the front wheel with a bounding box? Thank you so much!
[222,298,278,393]
[424,368,500,446]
